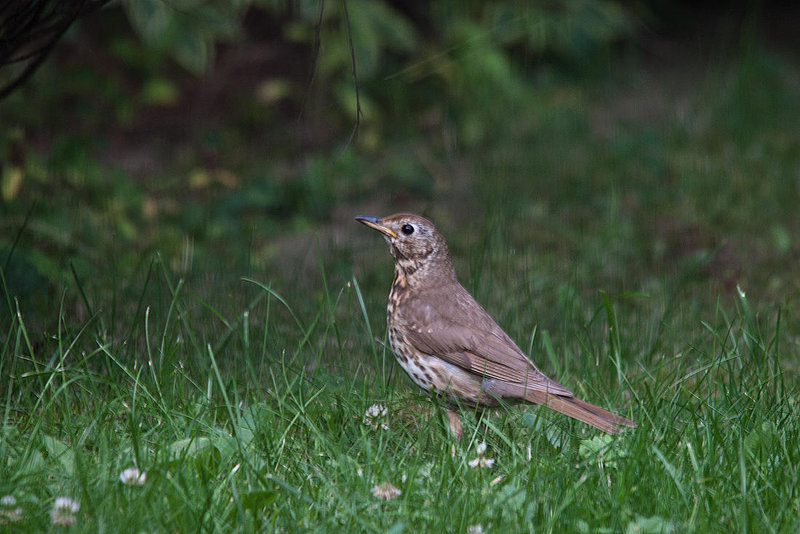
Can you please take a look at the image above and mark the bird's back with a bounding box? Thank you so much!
[395,276,573,399]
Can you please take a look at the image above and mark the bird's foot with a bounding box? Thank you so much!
[446,409,462,441]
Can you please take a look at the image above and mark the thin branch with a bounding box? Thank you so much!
[0,0,102,100]
[297,0,325,122]
[340,0,362,154]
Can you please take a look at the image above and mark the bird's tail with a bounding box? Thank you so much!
[527,391,636,434]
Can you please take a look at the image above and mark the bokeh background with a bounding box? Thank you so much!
[1,0,799,349]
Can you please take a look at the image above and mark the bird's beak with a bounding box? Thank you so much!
[355,215,397,238]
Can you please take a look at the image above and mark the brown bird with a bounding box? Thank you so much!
[356,213,636,439]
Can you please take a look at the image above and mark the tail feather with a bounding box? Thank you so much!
[527,391,636,434]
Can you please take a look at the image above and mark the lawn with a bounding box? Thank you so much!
[2,11,800,533]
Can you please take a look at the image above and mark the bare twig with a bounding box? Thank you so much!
[340,0,362,153]
[297,0,325,122]
[0,0,109,100]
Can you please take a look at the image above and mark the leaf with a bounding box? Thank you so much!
[579,434,627,468]
[42,435,75,475]
[523,412,566,450]
[235,404,267,448]
[13,449,46,477]
[126,0,170,43]
[171,26,210,74]
[169,436,219,464]
[346,2,419,78]
[212,431,239,462]
[1,166,23,200]
[142,79,179,105]
[578,434,614,457]
[364,2,418,51]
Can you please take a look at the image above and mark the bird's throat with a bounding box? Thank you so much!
[392,268,408,292]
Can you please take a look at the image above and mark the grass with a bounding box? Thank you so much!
[2,34,800,534]
[1,247,798,531]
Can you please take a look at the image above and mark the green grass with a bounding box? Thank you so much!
[2,38,800,533]
[1,250,798,531]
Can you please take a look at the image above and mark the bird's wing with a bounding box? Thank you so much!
[400,287,572,396]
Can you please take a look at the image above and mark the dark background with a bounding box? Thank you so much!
[1,1,798,336]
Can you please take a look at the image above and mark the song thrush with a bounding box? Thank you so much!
[356,212,636,439]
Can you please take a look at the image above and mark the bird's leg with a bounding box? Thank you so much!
[446,409,462,441]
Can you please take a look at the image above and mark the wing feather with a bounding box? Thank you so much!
[398,286,572,397]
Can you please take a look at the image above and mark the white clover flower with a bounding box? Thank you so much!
[365,404,387,419]
[468,442,495,468]
[0,495,22,524]
[50,497,80,526]
[468,457,495,468]
[467,525,485,534]
[120,467,147,486]
[1,508,23,524]
[363,404,389,430]
[371,481,401,500]
[53,497,79,513]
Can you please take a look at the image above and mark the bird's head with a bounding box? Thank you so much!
[355,213,456,285]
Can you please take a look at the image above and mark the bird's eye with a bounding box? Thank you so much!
[401,224,414,235]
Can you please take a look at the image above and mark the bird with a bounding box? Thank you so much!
[355,212,636,439]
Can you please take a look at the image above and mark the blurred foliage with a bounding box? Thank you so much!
[113,0,634,143]
[125,0,248,74]
[0,0,636,309]
[0,0,637,140]
[284,0,633,144]
[119,0,633,125]
[3,1,797,332]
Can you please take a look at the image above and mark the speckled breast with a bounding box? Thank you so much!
[386,271,437,392]
[385,270,498,408]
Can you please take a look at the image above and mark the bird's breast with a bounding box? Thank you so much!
[387,270,409,320]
